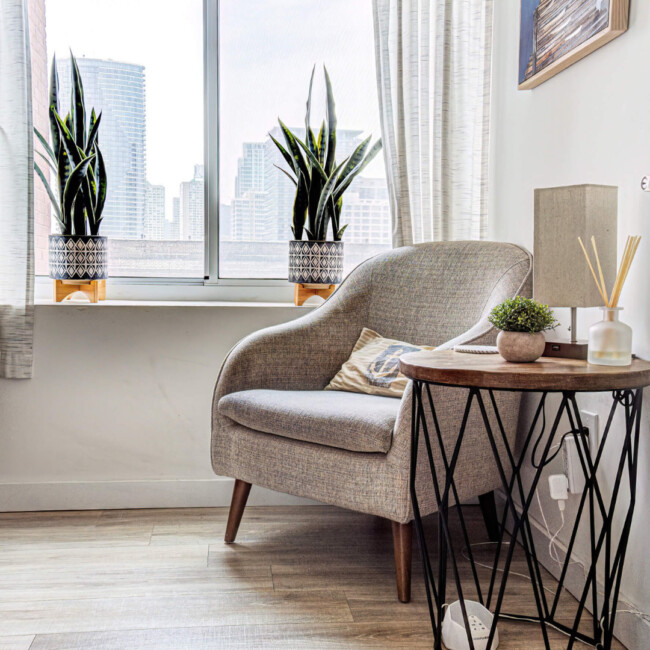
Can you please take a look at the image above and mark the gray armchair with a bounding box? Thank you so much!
[211,241,532,602]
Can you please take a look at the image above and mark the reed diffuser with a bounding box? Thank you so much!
[579,235,641,366]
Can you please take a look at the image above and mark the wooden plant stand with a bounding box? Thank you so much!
[54,279,106,303]
[293,283,336,306]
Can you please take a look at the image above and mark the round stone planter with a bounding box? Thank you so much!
[49,234,108,281]
[496,331,546,363]
[288,240,344,285]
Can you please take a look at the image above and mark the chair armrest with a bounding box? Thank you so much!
[213,262,372,404]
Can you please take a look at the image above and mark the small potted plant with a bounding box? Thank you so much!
[270,66,382,286]
[34,53,108,283]
[488,296,558,362]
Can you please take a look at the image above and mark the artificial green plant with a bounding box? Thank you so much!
[34,52,107,236]
[270,66,382,241]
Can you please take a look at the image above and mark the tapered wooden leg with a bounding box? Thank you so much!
[479,490,500,542]
[224,479,252,543]
[392,521,412,603]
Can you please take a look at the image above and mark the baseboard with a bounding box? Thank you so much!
[0,477,320,512]
[495,491,650,649]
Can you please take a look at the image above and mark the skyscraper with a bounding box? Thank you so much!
[340,178,391,245]
[235,143,266,196]
[144,183,165,240]
[232,143,269,241]
[58,58,147,240]
[165,198,181,240]
[179,165,204,241]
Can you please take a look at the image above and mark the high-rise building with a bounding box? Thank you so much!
[232,191,270,241]
[179,165,204,241]
[58,58,147,240]
[235,143,266,196]
[144,183,165,240]
[165,197,181,240]
[340,178,391,245]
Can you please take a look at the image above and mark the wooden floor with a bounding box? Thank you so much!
[0,505,623,649]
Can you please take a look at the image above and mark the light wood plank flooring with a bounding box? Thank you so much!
[0,505,623,649]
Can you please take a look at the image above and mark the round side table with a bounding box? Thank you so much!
[399,350,650,650]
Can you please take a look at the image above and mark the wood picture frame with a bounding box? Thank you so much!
[518,0,629,90]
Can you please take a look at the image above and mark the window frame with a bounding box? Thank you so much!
[34,0,387,303]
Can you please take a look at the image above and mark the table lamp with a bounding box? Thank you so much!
[534,184,618,360]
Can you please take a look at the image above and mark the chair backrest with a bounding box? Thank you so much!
[356,241,532,346]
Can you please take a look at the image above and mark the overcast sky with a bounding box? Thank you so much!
[45,0,383,211]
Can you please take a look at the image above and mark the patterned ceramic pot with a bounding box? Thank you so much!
[496,331,546,363]
[49,235,108,281]
[288,240,344,284]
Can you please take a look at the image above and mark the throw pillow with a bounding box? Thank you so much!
[325,328,434,398]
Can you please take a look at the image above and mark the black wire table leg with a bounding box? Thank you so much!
[411,380,644,650]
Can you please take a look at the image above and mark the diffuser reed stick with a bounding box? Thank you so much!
[578,235,642,308]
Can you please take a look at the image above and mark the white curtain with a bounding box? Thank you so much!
[0,0,34,379]
[373,0,493,246]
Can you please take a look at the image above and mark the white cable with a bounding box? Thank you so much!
[548,504,565,567]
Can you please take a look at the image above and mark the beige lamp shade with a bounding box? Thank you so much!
[534,185,618,308]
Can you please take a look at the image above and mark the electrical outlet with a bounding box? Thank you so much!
[580,410,599,456]
[642,176,650,191]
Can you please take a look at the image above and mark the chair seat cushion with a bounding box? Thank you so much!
[218,389,401,453]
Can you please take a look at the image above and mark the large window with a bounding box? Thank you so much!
[32,0,390,284]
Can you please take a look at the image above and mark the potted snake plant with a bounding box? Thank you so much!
[34,53,108,281]
[271,66,382,285]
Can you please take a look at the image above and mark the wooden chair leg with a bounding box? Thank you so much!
[224,479,252,543]
[392,521,412,603]
[479,490,500,542]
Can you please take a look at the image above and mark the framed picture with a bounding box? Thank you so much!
[519,0,629,90]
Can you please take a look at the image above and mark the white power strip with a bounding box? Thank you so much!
[563,436,587,494]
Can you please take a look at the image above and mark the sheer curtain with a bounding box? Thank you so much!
[0,0,34,379]
[372,0,493,246]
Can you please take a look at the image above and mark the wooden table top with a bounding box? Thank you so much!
[399,350,650,392]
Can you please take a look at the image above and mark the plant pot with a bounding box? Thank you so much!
[288,240,344,285]
[496,331,546,363]
[49,234,108,281]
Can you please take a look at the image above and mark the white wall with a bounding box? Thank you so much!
[0,303,315,510]
[491,2,650,646]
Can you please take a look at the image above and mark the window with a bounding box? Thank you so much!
[218,0,390,279]
[33,0,204,278]
[32,0,390,284]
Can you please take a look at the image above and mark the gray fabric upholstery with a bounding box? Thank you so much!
[212,241,533,523]
[219,389,400,453]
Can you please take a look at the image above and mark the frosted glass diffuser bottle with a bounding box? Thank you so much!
[588,307,632,366]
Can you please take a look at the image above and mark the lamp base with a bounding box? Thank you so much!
[543,339,589,360]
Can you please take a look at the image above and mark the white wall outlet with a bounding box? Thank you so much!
[642,176,650,191]
[580,410,599,457]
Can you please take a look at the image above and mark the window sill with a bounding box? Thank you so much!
[35,275,302,303]
[35,298,310,309]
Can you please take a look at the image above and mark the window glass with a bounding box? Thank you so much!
[218,0,390,279]
[33,0,204,277]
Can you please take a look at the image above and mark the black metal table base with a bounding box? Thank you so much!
[410,381,643,650]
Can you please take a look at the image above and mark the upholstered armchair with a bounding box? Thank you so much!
[211,241,532,603]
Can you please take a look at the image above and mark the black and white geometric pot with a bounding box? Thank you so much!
[49,234,108,281]
[288,240,344,284]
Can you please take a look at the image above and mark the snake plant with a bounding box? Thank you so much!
[34,53,107,236]
[270,66,382,241]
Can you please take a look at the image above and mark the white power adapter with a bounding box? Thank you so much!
[548,474,568,510]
